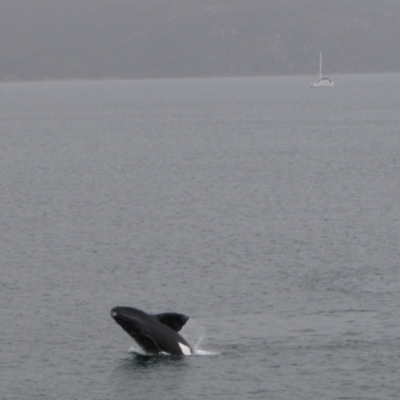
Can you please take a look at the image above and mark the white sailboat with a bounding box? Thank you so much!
[311,52,334,87]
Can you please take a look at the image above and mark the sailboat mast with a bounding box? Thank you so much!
[311,51,334,87]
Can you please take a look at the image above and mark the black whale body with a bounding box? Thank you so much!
[111,306,193,356]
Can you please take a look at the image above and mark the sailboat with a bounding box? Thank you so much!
[311,52,334,87]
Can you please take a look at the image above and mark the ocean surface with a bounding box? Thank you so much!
[1,74,400,400]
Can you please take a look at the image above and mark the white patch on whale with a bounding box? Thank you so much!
[178,342,191,355]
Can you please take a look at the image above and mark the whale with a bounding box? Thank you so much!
[110,306,193,356]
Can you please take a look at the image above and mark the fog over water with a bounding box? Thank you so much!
[1,0,400,81]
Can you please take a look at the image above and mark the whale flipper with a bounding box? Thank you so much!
[137,334,162,354]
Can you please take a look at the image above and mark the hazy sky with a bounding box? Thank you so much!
[1,0,400,81]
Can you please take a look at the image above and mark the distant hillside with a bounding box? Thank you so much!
[1,0,400,81]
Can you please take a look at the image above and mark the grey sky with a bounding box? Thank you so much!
[1,0,400,81]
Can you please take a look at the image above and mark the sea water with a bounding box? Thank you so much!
[1,74,400,399]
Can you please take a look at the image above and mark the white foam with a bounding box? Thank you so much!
[193,349,219,356]
[129,345,218,357]
[129,346,148,355]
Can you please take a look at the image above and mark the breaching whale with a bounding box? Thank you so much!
[110,306,193,356]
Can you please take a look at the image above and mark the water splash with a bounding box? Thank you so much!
[193,349,219,356]
[181,318,219,355]
[128,345,148,356]
[180,317,205,352]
